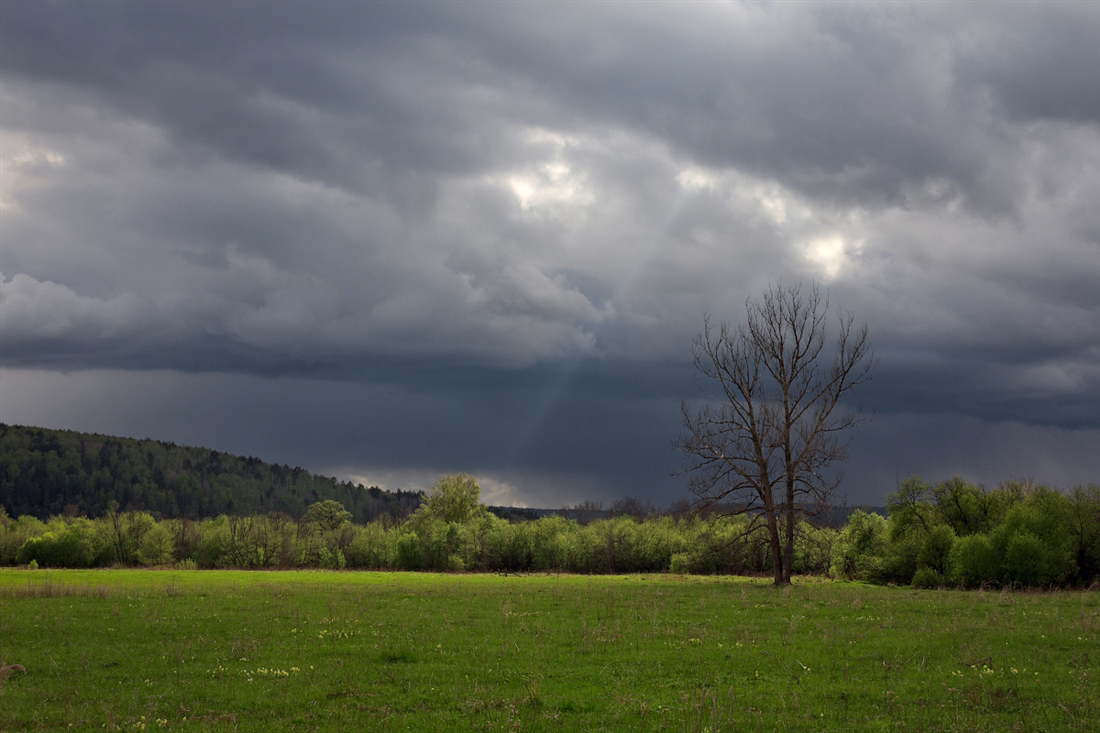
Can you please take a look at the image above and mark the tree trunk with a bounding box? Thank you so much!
[765,505,787,585]
[783,478,796,585]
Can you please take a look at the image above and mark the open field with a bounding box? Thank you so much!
[0,570,1096,732]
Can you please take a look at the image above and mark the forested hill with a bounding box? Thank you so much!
[0,424,421,522]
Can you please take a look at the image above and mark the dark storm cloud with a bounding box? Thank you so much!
[1,1,1097,504]
[953,2,1100,124]
[437,2,1100,213]
[10,2,1094,211]
[0,1,539,192]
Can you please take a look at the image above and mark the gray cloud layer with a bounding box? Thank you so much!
[2,1,1097,504]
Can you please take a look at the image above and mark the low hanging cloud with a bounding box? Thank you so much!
[0,272,160,355]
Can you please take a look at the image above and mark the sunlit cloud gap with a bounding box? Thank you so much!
[503,177,700,471]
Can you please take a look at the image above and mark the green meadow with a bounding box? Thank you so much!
[0,570,1095,732]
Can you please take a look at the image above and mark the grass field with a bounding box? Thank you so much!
[0,569,1095,732]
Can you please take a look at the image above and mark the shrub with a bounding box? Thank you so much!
[997,495,1076,585]
[0,514,46,565]
[917,524,956,576]
[877,533,921,584]
[1001,530,1052,587]
[669,552,691,574]
[137,522,175,566]
[528,516,576,571]
[194,517,230,569]
[667,517,752,575]
[17,518,112,568]
[793,522,837,575]
[316,547,346,570]
[949,534,1000,588]
[830,510,887,580]
[911,566,944,589]
[396,532,422,570]
[344,522,398,569]
[484,519,536,572]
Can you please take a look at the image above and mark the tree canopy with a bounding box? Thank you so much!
[418,474,486,524]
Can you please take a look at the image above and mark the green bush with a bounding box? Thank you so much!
[316,547,346,570]
[344,522,398,569]
[194,517,230,569]
[17,518,112,568]
[996,496,1075,585]
[1001,530,1053,587]
[136,522,175,565]
[793,522,837,575]
[0,514,46,565]
[668,552,691,574]
[528,516,576,571]
[949,534,1000,588]
[830,510,887,580]
[911,566,944,589]
[917,524,956,576]
[666,516,769,575]
[396,532,422,570]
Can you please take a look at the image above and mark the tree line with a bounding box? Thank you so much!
[0,424,420,523]
[2,473,1097,588]
[832,477,1100,588]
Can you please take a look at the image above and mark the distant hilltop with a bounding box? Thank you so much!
[0,423,421,522]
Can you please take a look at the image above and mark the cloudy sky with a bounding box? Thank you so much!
[2,1,1097,508]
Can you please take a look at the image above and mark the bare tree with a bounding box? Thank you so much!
[608,495,657,519]
[676,281,874,585]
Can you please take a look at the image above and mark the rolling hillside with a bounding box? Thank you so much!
[0,423,420,522]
